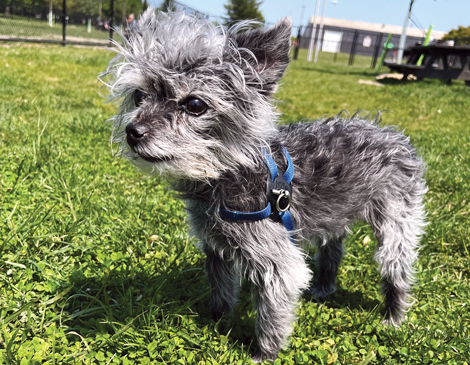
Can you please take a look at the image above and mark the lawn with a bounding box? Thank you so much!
[0,44,469,364]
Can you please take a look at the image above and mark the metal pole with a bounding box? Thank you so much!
[307,0,320,62]
[294,5,306,60]
[299,5,306,29]
[416,24,433,66]
[109,0,114,45]
[62,0,66,46]
[397,0,415,64]
[376,33,393,73]
[49,0,53,27]
[294,26,302,60]
[313,0,328,63]
[333,32,342,62]
[371,33,383,68]
[348,30,359,66]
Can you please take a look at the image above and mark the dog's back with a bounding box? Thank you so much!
[273,117,426,325]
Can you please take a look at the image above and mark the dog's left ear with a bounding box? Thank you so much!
[137,7,157,28]
[228,17,292,94]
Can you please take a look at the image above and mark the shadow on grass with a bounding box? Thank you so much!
[304,287,382,312]
[295,66,377,78]
[376,77,449,87]
[60,259,259,357]
[58,248,384,358]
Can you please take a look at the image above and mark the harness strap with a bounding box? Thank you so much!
[219,204,271,221]
[280,210,294,232]
[219,147,295,243]
[281,147,294,183]
[263,147,294,183]
[263,149,279,182]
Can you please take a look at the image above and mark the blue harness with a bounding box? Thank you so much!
[219,147,295,242]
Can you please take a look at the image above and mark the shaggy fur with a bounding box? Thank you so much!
[102,9,427,362]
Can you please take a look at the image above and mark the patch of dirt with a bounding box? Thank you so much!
[358,79,384,87]
[376,73,417,80]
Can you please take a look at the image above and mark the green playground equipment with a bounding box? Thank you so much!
[376,34,394,73]
[417,25,433,66]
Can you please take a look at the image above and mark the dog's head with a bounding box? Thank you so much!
[103,9,292,180]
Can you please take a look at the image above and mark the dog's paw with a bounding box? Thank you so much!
[382,316,403,328]
[252,351,277,363]
[308,282,337,298]
[210,308,232,322]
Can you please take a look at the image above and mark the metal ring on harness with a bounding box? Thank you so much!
[272,189,291,212]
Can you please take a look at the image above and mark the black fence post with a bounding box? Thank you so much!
[348,30,359,66]
[371,33,383,68]
[293,26,302,60]
[62,0,66,46]
[109,0,114,45]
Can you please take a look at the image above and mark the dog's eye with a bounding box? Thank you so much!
[134,90,147,107]
[185,98,207,116]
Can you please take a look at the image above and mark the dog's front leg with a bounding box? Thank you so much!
[248,238,312,363]
[205,249,240,321]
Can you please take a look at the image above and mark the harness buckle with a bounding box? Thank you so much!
[266,172,293,219]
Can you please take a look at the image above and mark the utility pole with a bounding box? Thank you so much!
[314,0,328,63]
[307,0,320,62]
[300,5,306,31]
[397,0,415,64]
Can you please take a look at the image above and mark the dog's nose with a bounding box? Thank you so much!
[126,123,149,146]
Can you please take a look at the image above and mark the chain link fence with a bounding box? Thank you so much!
[0,0,234,46]
[0,0,128,46]
[0,0,305,50]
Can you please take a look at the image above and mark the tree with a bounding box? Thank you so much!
[224,0,264,25]
[442,25,470,45]
[160,0,175,11]
[143,0,149,12]
[79,0,98,17]
[98,0,146,24]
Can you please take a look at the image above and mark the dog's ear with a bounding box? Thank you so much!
[227,17,292,94]
[138,7,157,28]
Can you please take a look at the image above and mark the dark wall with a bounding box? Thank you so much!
[300,23,426,57]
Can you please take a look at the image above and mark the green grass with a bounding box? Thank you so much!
[0,16,112,42]
[0,44,469,364]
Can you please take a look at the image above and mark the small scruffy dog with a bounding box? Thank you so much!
[103,9,426,362]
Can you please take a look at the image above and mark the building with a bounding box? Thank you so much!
[299,17,446,58]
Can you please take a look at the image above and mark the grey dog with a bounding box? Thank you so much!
[103,9,427,362]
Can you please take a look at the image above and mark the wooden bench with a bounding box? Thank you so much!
[385,45,470,86]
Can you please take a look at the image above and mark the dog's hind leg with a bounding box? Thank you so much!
[371,198,425,325]
[205,249,240,321]
[311,235,346,298]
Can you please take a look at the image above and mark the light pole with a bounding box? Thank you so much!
[307,0,320,62]
[300,5,306,30]
[397,0,416,64]
[313,0,328,63]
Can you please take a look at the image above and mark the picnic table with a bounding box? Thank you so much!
[384,44,470,86]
